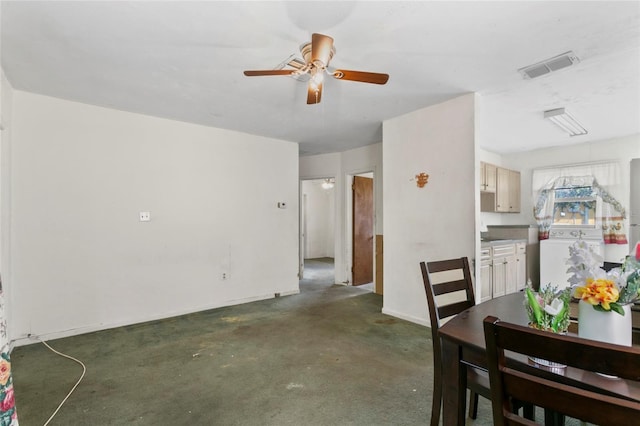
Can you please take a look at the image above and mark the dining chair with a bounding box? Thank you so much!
[483,315,640,426]
[420,257,533,425]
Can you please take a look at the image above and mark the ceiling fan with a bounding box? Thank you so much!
[243,33,389,105]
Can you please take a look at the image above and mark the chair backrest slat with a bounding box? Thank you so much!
[432,278,468,296]
[438,300,475,320]
[483,315,640,426]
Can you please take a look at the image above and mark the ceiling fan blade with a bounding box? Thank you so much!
[332,69,389,85]
[311,33,334,66]
[243,70,297,76]
[307,82,323,105]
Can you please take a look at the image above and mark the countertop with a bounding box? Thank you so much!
[486,224,538,229]
[480,238,527,247]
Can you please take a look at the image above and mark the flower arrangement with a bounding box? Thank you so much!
[0,353,16,425]
[524,284,571,333]
[569,240,640,316]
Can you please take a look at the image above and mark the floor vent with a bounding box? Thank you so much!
[518,51,580,79]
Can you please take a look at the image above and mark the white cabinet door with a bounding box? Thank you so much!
[495,167,510,212]
[480,260,492,302]
[516,252,527,291]
[492,258,507,298]
[505,255,517,294]
[508,170,521,213]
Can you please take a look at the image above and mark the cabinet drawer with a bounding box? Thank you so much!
[492,244,516,257]
[481,248,492,261]
[516,242,526,254]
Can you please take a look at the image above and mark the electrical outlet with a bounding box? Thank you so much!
[222,273,227,280]
[277,202,287,209]
[139,211,151,222]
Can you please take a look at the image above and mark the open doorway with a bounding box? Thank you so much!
[300,178,336,285]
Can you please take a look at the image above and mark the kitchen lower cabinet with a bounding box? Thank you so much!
[492,257,507,298]
[480,248,493,303]
[480,241,525,302]
[515,243,527,291]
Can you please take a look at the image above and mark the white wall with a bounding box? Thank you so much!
[299,143,382,284]
[301,180,334,259]
[10,91,299,345]
[382,94,476,325]
[0,71,14,352]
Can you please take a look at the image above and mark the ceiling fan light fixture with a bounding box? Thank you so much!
[544,108,588,136]
[310,67,324,89]
[243,33,389,105]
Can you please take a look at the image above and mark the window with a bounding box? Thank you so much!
[552,186,597,227]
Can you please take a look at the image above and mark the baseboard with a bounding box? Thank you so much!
[381,307,430,328]
[11,289,301,348]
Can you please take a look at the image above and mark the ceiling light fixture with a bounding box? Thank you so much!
[321,178,335,189]
[544,108,588,136]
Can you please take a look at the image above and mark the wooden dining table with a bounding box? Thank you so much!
[438,291,640,426]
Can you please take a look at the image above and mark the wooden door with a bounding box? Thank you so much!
[352,176,374,285]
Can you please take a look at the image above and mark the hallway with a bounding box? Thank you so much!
[302,257,373,292]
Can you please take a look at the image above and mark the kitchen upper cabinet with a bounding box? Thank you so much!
[495,167,510,212]
[481,163,520,213]
[508,170,521,213]
[480,162,497,192]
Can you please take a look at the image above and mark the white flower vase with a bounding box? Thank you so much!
[578,300,632,347]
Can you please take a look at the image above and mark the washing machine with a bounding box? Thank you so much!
[539,228,604,290]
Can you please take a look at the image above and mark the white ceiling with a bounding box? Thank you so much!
[2,1,639,156]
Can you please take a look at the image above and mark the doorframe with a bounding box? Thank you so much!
[345,168,376,286]
[298,176,337,282]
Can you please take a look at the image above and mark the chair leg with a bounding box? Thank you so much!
[430,373,442,426]
[468,391,479,419]
[512,399,534,420]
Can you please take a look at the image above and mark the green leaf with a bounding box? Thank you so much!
[610,303,625,316]
[525,288,543,325]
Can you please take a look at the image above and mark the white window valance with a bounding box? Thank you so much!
[532,161,622,192]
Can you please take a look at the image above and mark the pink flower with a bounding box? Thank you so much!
[0,386,14,412]
[0,361,10,386]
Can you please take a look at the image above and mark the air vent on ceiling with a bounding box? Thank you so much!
[518,51,580,79]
